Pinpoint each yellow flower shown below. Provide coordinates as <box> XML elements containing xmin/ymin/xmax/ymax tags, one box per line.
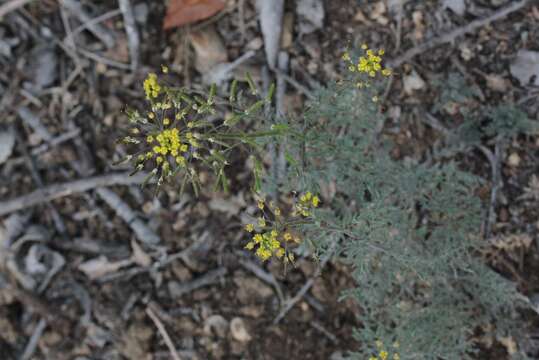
<box><xmin>161</xmin><ymin>65</ymin><xmax>169</xmax><ymax>73</ymax></box>
<box><xmin>163</xmin><ymin>117</ymin><xmax>170</xmax><ymax>126</ymax></box>
<box><xmin>156</xmin><ymin>156</ymin><xmax>163</xmax><ymax>164</ymax></box>
<box><xmin>258</xmin><ymin>217</ymin><xmax>266</xmax><ymax>227</ymax></box>
<box><xmin>378</xmin><ymin>49</ymin><xmax>385</xmax><ymax>55</ymax></box>
<box><xmin>393</xmin><ymin>354</ymin><xmax>400</xmax><ymax>360</ymax></box>
<box><xmin>274</xmin><ymin>207</ymin><xmax>281</xmax><ymax>216</ymax></box>
<box><xmin>257</xmin><ymin>201</ymin><xmax>265</xmax><ymax>210</ymax></box>
<box><xmin>176</xmin><ymin>156</ymin><xmax>186</xmax><ymax>166</ymax></box>
<box><xmin>376</xmin><ymin>340</ymin><xmax>383</xmax><ymax>349</ymax></box>
<box><xmin>253</xmin><ymin>234</ymin><xmax>263</xmax><ymax>243</ymax></box>
<box><xmin>312</xmin><ymin>196</ymin><xmax>319</xmax><ymax>207</ymax></box>
<box><xmin>369</xmin><ymin>357</ymin><xmax>378</xmax><ymax>360</ymax></box>
<box><xmin>245</xmin><ymin>242</ymin><xmax>254</xmax><ymax>250</ymax></box>
<box><xmin>147</xmin><ymin>135</ymin><xmax>154</xmax><ymax>143</ymax></box>
<box><xmin>276</xmin><ymin>248</ymin><xmax>285</xmax><ymax>258</ymax></box>
<box><xmin>245</xmin><ymin>224</ymin><xmax>255</xmax><ymax>232</ymax></box>
<box><xmin>284</xmin><ymin>233</ymin><xmax>293</xmax><ymax>241</ymax></box>
<box><xmin>379</xmin><ymin>351</ymin><xmax>388</xmax><ymax>360</ymax></box>
<box><xmin>382</xmin><ymin>69</ymin><xmax>392</xmax><ymax>76</ymax></box>
<box><xmin>342</xmin><ymin>52</ymin><xmax>351</xmax><ymax>61</ymax></box>
<box><xmin>143</xmin><ymin>73</ymin><xmax>161</xmax><ymax>99</ymax></box>
<box><xmin>361</xmin><ymin>43</ymin><xmax>368</xmax><ymax>50</ymax></box>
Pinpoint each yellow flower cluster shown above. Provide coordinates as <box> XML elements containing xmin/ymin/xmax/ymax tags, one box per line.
<box><xmin>343</xmin><ymin>44</ymin><xmax>391</xmax><ymax>78</ymax></box>
<box><xmin>369</xmin><ymin>340</ymin><xmax>400</xmax><ymax>360</ymax></box>
<box><xmin>147</xmin><ymin>128</ymin><xmax>189</xmax><ymax>169</ymax></box>
<box><xmin>244</xmin><ymin>193</ymin><xmax>318</xmax><ymax>262</ymax></box>
<box><xmin>293</xmin><ymin>191</ymin><xmax>319</xmax><ymax>217</ymax></box>
<box><xmin>342</xmin><ymin>44</ymin><xmax>392</xmax><ymax>97</ymax></box>
<box><xmin>122</xmin><ymin>71</ymin><xmax>229</xmax><ymax>189</ymax></box>
<box><xmin>143</xmin><ymin>73</ymin><xmax>161</xmax><ymax>99</ymax></box>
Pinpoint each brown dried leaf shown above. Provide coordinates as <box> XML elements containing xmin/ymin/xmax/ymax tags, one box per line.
<box><xmin>130</xmin><ymin>239</ymin><xmax>152</xmax><ymax>267</ymax></box>
<box><xmin>189</xmin><ymin>26</ymin><xmax>228</xmax><ymax>74</ymax></box>
<box><xmin>163</xmin><ymin>0</ymin><xmax>225</xmax><ymax>29</ymax></box>
<box><xmin>485</xmin><ymin>74</ymin><xmax>509</xmax><ymax>92</ymax></box>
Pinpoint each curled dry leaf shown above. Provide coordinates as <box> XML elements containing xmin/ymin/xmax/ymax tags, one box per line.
<box><xmin>78</xmin><ymin>256</ymin><xmax>133</xmax><ymax>280</ymax></box>
<box><xmin>0</xmin><ymin>128</ymin><xmax>15</xmax><ymax>165</ymax></box>
<box><xmin>163</xmin><ymin>0</ymin><xmax>226</xmax><ymax>29</ymax></box>
<box><xmin>230</xmin><ymin>317</ymin><xmax>252</xmax><ymax>342</ymax></box>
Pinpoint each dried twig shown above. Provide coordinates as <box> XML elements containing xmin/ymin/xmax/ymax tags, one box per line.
<box><xmin>20</xmin><ymin>318</ymin><xmax>47</xmax><ymax>360</ymax></box>
<box><xmin>0</xmin><ymin>172</ymin><xmax>151</xmax><ymax>216</ymax></box>
<box><xmin>238</xmin><ymin>256</ymin><xmax>284</xmax><ymax>304</ymax></box>
<box><xmin>0</xmin><ymin>0</ymin><xmax>34</xmax><ymax>19</ymax></box>
<box><xmin>118</xmin><ymin>0</ymin><xmax>139</xmax><ymax>71</ymax></box>
<box><xmin>273</xmin><ymin>242</ymin><xmax>336</xmax><ymax>324</ymax></box>
<box><xmin>168</xmin><ymin>267</ymin><xmax>227</xmax><ymax>298</ymax></box>
<box><xmin>60</xmin><ymin>0</ymin><xmax>116</xmax><ymax>48</ymax></box>
<box><xmin>98</xmin><ymin>240</ymin><xmax>203</xmax><ymax>283</ymax></box>
<box><xmin>477</xmin><ymin>140</ymin><xmax>504</xmax><ymax>239</ymax></box>
<box><xmin>146</xmin><ymin>307</ymin><xmax>183</xmax><ymax>360</ymax></box>
<box><xmin>17</xmin><ymin>107</ymin><xmax>53</xmax><ymax>143</ymax></box>
<box><xmin>388</xmin><ymin>0</ymin><xmax>530</xmax><ymax>68</ymax></box>
<box><xmin>275</xmin><ymin>51</ymin><xmax>288</xmax><ymax>188</ymax></box>
<box><xmin>96</xmin><ymin>188</ymin><xmax>160</xmax><ymax>245</ymax></box>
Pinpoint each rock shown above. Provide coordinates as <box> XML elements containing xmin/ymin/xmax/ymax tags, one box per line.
<box><xmin>510</xmin><ymin>50</ymin><xmax>539</xmax><ymax>86</ymax></box>
<box><xmin>296</xmin><ymin>0</ymin><xmax>324</xmax><ymax>34</ymax></box>
<box><xmin>443</xmin><ymin>0</ymin><xmax>466</xmax><ymax>16</ymax></box>
<box><xmin>507</xmin><ymin>152</ymin><xmax>521</xmax><ymax>167</ymax></box>
<box><xmin>403</xmin><ymin>70</ymin><xmax>426</xmax><ymax>95</ymax></box>
<box><xmin>234</xmin><ymin>273</ymin><xmax>274</xmax><ymax>303</ymax></box>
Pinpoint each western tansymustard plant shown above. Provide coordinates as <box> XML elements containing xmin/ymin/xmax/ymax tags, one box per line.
<box><xmin>243</xmin><ymin>192</ymin><xmax>319</xmax><ymax>262</ymax></box>
<box><xmin>118</xmin><ymin>70</ymin><xmax>286</xmax><ymax>195</ymax></box>
<box><xmin>342</xmin><ymin>43</ymin><xmax>392</xmax><ymax>99</ymax></box>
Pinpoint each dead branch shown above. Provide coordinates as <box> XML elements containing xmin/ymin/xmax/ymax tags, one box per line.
<box><xmin>118</xmin><ymin>0</ymin><xmax>140</xmax><ymax>71</ymax></box>
<box><xmin>0</xmin><ymin>172</ymin><xmax>151</xmax><ymax>217</ymax></box>
<box><xmin>146</xmin><ymin>307</ymin><xmax>183</xmax><ymax>360</ymax></box>
<box><xmin>0</xmin><ymin>0</ymin><xmax>34</xmax><ymax>19</ymax></box>
<box><xmin>168</xmin><ymin>267</ymin><xmax>227</xmax><ymax>298</ymax></box>
<box><xmin>388</xmin><ymin>0</ymin><xmax>530</xmax><ymax>68</ymax></box>
<box><xmin>59</xmin><ymin>0</ymin><xmax>116</xmax><ymax>48</ymax></box>
<box><xmin>96</xmin><ymin>188</ymin><xmax>160</xmax><ymax>245</ymax></box>
<box><xmin>273</xmin><ymin>242</ymin><xmax>336</xmax><ymax>324</ymax></box>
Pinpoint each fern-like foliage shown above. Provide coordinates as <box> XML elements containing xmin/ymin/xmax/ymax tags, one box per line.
<box><xmin>278</xmin><ymin>79</ymin><xmax>522</xmax><ymax>359</ymax></box>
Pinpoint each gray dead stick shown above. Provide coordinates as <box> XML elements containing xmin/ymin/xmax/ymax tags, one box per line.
<box><xmin>17</xmin><ymin>107</ymin><xmax>53</xmax><ymax>143</ymax></box>
<box><xmin>275</xmin><ymin>51</ymin><xmax>288</xmax><ymax>186</ymax></box>
<box><xmin>59</xmin><ymin>0</ymin><xmax>116</xmax><ymax>49</ymax></box>
<box><xmin>20</xmin><ymin>318</ymin><xmax>47</xmax><ymax>360</ymax></box>
<box><xmin>0</xmin><ymin>0</ymin><xmax>34</xmax><ymax>19</ymax></box>
<box><xmin>168</xmin><ymin>267</ymin><xmax>227</xmax><ymax>298</ymax></box>
<box><xmin>255</xmin><ymin>0</ymin><xmax>284</xmax><ymax>69</ymax></box>
<box><xmin>118</xmin><ymin>0</ymin><xmax>139</xmax><ymax>71</ymax></box>
<box><xmin>0</xmin><ymin>172</ymin><xmax>150</xmax><ymax>216</ymax></box>
<box><xmin>388</xmin><ymin>0</ymin><xmax>530</xmax><ymax>68</ymax></box>
<box><xmin>95</xmin><ymin>188</ymin><xmax>160</xmax><ymax>245</ymax></box>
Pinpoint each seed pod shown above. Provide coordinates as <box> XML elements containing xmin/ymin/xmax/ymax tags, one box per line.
<box><xmin>230</xmin><ymin>79</ymin><xmax>238</xmax><ymax>103</ymax></box>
